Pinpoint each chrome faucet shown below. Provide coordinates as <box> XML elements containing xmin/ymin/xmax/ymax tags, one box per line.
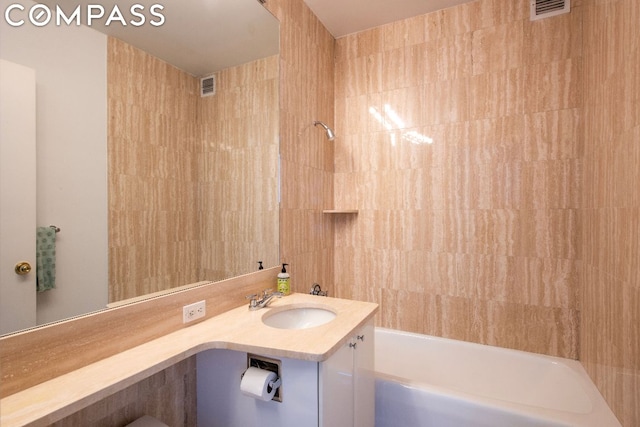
<box><xmin>310</xmin><ymin>283</ymin><xmax>328</xmax><ymax>297</ymax></box>
<box><xmin>246</xmin><ymin>289</ymin><xmax>283</xmax><ymax>311</ymax></box>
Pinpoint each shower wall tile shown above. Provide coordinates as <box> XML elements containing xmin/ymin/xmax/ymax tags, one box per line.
<box><xmin>522</xmin><ymin>108</ymin><xmax>583</xmax><ymax>161</ymax></box>
<box><xmin>438</xmin><ymin>3</ymin><xmax>474</xmax><ymax>37</ymax></box>
<box><xmin>468</xmin><ymin>68</ymin><xmax>525</xmax><ymax>119</ymax></box>
<box><xmin>335</xmin><ymin>51</ymin><xmax>382</xmax><ymax>99</ymax></box>
<box><xmin>333</xmin><ymin>0</ymin><xmax>583</xmax><ymax>360</ymax></box>
<box><xmin>385</xmin><ymin>45</ymin><xmax>426</xmax><ymax>90</ymax></box>
<box><xmin>471</xmin><ymin>21</ymin><xmax>524</xmax><ymax>75</ymax></box>
<box><xmin>423</xmin><ymin>33</ymin><xmax>473</xmax><ymax>82</ymax></box>
<box><xmin>524</xmin><ymin>58</ymin><xmax>582</xmax><ymax>113</ymax></box>
<box><xmin>582</xmin><ymin>0</ymin><xmax>640</xmax><ymax>423</ymax></box>
<box><xmin>264</xmin><ymin>0</ymin><xmax>336</xmax><ymax>294</ymax></box>
<box><xmin>382</xmin><ymin>14</ymin><xmax>427</xmax><ymax>50</ymax></box>
<box><xmin>524</xmin><ymin>7</ymin><xmax>583</xmax><ymax>65</ymax></box>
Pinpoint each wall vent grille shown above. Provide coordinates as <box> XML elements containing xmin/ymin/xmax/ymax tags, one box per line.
<box><xmin>530</xmin><ymin>0</ymin><xmax>570</xmax><ymax>21</ymax></box>
<box><xmin>200</xmin><ymin>75</ymin><xmax>216</xmax><ymax>97</ymax></box>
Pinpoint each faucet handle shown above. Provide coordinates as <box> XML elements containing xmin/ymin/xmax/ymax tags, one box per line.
<box><xmin>310</xmin><ymin>283</ymin><xmax>327</xmax><ymax>296</ymax></box>
<box><xmin>245</xmin><ymin>294</ymin><xmax>259</xmax><ymax>309</ymax></box>
<box><xmin>263</xmin><ymin>289</ymin><xmax>279</xmax><ymax>297</ymax></box>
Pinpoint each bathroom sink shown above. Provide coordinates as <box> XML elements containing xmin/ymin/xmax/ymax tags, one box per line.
<box><xmin>262</xmin><ymin>305</ymin><xmax>336</xmax><ymax>330</ymax></box>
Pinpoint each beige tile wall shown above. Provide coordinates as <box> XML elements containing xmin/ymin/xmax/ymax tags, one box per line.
<box><xmin>108</xmin><ymin>38</ymin><xmax>279</xmax><ymax>302</ymax></box>
<box><xmin>333</xmin><ymin>0</ymin><xmax>583</xmax><ymax>359</ymax></box>
<box><xmin>581</xmin><ymin>0</ymin><xmax>639</xmax><ymax>425</ymax></box>
<box><xmin>264</xmin><ymin>0</ymin><xmax>336</xmax><ymax>293</ymax></box>
<box><xmin>108</xmin><ymin>37</ymin><xmax>202</xmax><ymax>302</ymax></box>
<box><xmin>198</xmin><ymin>55</ymin><xmax>280</xmax><ymax>281</ymax></box>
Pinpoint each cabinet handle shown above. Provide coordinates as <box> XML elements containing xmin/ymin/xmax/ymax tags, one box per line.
<box><xmin>357</xmin><ymin>335</ymin><xmax>364</xmax><ymax>341</ymax></box>
<box><xmin>349</xmin><ymin>342</ymin><xmax>357</xmax><ymax>349</ymax></box>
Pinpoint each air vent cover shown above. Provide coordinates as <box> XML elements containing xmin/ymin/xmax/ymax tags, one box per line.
<box><xmin>530</xmin><ymin>0</ymin><xmax>570</xmax><ymax>21</ymax></box>
<box><xmin>200</xmin><ymin>75</ymin><xmax>216</xmax><ymax>97</ymax></box>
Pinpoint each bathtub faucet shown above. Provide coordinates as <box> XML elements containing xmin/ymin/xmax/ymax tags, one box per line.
<box><xmin>246</xmin><ymin>289</ymin><xmax>283</xmax><ymax>310</ymax></box>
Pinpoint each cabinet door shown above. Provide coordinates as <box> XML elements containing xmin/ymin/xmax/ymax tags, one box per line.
<box><xmin>354</xmin><ymin>320</ymin><xmax>375</xmax><ymax>427</ymax></box>
<box><xmin>319</xmin><ymin>319</ymin><xmax>375</xmax><ymax>427</ymax></box>
<box><xmin>319</xmin><ymin>337</ymin><xmax>354</xmax><ymax>427</ymax></box>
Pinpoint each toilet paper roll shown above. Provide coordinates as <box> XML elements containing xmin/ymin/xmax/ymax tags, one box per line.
<box><xmin>240</xmin><ymin>367</ymin><xmax>279</xmax><ymax>401</ymax></box>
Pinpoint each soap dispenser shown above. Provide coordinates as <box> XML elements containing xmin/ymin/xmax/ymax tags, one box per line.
<box><xmin>277</xmin><ymin>263</ymin><xmax>290</xmax><ymax>295</ymax></box>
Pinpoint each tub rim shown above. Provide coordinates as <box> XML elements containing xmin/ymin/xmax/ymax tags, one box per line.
<box><xmin>373</xmin><ymin>327</ymin><xmax>621</xmax><ymax>427</ymax></box>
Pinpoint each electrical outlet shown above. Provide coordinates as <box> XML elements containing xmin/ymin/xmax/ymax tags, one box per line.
<box><xmin>183</xmin><ymin>300</ymin><xmax>206</xmax><ymax>323</ymax></box>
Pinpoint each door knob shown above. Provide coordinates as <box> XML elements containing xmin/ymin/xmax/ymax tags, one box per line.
<box><xmin>14</xmin><ymin>261</ymin><xmax>32</xmax><ymax>275</ymax></box>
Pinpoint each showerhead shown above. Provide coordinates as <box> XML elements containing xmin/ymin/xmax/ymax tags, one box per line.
<box><xmin>313</xmin><ymin>121</ymin><xmax>336</xmax><ymax>141</ymax></box>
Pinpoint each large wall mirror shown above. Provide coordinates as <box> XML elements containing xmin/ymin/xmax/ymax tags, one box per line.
<box><xmin>0</xmin><ymin>0</ymin><xmax>279</xmax><ymax>336</ymax></box>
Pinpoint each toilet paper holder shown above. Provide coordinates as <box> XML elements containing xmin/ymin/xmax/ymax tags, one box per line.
<box><xmin>267</xmin><ymin>376</ymin><xmax>282</xmax><ymax>393</ymax></box>
<box><xmin>244</xmin><ymin>354</ymin><xmax>283</xmax><ymax>402</ymax></box>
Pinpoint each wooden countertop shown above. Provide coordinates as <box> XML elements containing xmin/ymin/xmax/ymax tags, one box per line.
<box><xmin>0</xmin><ymin>294</ymin><xmax>378</xmax><ymax>427</ymax></box>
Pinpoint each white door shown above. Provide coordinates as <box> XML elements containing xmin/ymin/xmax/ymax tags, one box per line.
<box><xmin>0</xmin><ymin>59</ymin><xmax>37</xmax><ymax>335</ymax></box>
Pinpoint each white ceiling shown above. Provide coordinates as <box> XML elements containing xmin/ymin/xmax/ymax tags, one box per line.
<box><xmin>41</xmin><ymin>0</ymin><xmax>279</xmax><ymax>76</ymax></box>
<box><xmin>303</xmin><ymin>0</ymin><xmax>475</xmax><ymax>38</ymax></box>
<box><xmin>36</xmin><ymin>0</ymin><xmax>475</xmax><ymax>76</ymax></box>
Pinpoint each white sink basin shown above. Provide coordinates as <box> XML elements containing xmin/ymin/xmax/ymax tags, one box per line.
<box><xmin>262</xmin><ymin>306</ymin><xmax>336</xmax><ymax>330</ymax></box>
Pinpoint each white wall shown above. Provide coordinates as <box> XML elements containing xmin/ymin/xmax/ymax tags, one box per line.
<box><xmin>0</xmin><ymin>9</ymin><xmax>108</xmax><ymax>324</ymax></box>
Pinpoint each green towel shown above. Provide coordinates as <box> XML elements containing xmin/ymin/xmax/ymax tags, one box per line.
<box><xmin>36</xmin><ymin>226</ymin><xmax>56</xmax><ymax>292</ymax></box>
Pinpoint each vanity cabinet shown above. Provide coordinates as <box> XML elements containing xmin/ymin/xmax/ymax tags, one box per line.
<box><xmin>319</xmin><ymin>319</ymin><xmax>375</xmax><ymax>427</ymax></box>
<box><xmin>196</xmin><ymin>319</ymin><xmax>374</xmax><ymax>427</ymax></box>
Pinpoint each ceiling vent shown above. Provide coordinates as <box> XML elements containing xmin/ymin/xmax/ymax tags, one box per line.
<box><xmin>200</xmin><ymin>75</ymin><xmax>216</xmax><ymax>97</ymax></box>
<box><xmin>530</xmin><ymin>0</ymin><xmax>570</xmax><ymax>21</ymax></box>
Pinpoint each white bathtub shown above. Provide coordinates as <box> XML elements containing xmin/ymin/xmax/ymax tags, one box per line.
<box><xmin>374</xmin><ymin>328</ymin><xmax>621</xmax><ymax>427</ymax></box>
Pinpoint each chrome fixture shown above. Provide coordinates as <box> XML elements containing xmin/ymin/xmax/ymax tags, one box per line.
<box><xmin>310</xmin><ymin>283</ymin><xmax>328</xmax><ymax>297</ymax></box>
<box><xmin>313</xmin><ymin>121</ymin><xmax>336</xmax><ymax>141</ymax></box>
<box><xmin>246</xmin><ymin>289</ymin><xmax>283</xmax><ymax>310</ymax></box>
